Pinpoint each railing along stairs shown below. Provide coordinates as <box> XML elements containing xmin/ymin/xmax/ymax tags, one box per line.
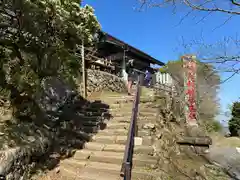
<box><xmin>120</xmin><ymin>75</ymin><xmax>141</xmax><ymax>180</ymax></box>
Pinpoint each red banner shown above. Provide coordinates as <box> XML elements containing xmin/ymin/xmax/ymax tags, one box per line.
<box><xmin>182</xmin><ymin>55</ymin><xmax>197</xmax><ymax>126</ymax></box>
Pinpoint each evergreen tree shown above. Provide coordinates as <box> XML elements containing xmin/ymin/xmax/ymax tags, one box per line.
<box><xmin>228</xmin><ymin>101</ymin><xmax>240</xmax><ymax>136</ymax></box>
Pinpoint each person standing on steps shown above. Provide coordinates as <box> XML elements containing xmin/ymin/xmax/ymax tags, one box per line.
<box><xmin>144</xmin><ymin>69</ymin><xmax>152</xmax><ymax>87</ymax></box>
<box><xmin>125</xmin><ymin>59</ymin><xmax>135</xmax><ymax>96</ymax></box>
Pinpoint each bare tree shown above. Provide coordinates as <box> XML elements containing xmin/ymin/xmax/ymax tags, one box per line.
<box><xmin>138</xmin><ymin>0</ymin><xmax>240</xmax><ymax>79</ymax></box>
<box><xmin>177</xmin><ymin>35</ymin><xmax>240</xmax><ymax>81</ymax></box>
<box><xmin>139</xmin><ymin>0</ymin><xmax>240</xmax><ymax>15</ymax></box>
<box><xmin>161</xmin><ymin>60</ymin><xmax>221</xmax><ymax>131</ymax></box>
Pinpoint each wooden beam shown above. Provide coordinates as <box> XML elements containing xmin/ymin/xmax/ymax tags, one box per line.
<box><xmin>105</xmin><ymin>52</ymin><xmax>124</xmax><ymax>61</ymax></box>
<box><xmin>81</xmin><ymin>44</ymin><xmax>87</xmax><ymax>98</ymax></box>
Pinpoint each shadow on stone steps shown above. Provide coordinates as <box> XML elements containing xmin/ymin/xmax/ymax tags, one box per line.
<box><xmin>0</xmin><ymin>78</ymin><xmax>112</xmax><ymax>180</ymax></box>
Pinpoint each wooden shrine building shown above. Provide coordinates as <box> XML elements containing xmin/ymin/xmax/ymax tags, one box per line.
<box><xmin>87</xmin><ymin>32</ymin><xmax>165</xmax><ymax>84</ymax></box>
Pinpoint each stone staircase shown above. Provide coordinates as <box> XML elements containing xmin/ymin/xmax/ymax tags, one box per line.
<box><xmin>40</xmin><ymin>94</ymin><xmax>161</xmax><ymax>180</ymax></box>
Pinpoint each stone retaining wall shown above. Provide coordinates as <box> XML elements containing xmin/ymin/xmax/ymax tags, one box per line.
<box><xmin>0</xmin><ymin>138</ymin><xmax>50</xmax><ymax>180</ymax></box>
<box><xmin>84</xmin><ymin>69</ymin><xmax>127</xmax><ymax>95</ymax></box>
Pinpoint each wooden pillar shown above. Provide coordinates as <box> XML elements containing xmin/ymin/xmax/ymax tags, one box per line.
<box><xmin>152</xmin><ymin>73</ymin><xmax>156</xmax><ymax>86</ymax></box>
<box><xmin>122</xmin><ymin>50</ymin><xmax>128</xmax><ymax>83</ymax></box>
<box><xmin>139</xmin><ymin>73</ymin><xmax>144</xmax><ymax>86</ymax></box>
<box><xmin>81</xmin><ymin>44</ymin><xmax>87</xmax><ymax>98</ymax></box>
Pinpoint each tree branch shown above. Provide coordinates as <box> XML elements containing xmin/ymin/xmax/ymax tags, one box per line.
<box><xmin>183</xmin><ymin>0</ymin><xmax>240</xmax><ymax>15</ymax></box>
<box><xmin>231</xmin><ymin>0</ymin><xmax>240</xmax><ymax>6</ymax></box>
<box><xmin>139</xmin><ymin>0</ymin><xmax>240</xmax><ymax>15</ymax></box>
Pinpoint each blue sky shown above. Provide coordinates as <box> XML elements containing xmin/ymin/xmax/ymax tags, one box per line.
<box><xmin>83</xmin><ymin>0</ymin><xmax>240</xmax><ymax>124</ymax></box>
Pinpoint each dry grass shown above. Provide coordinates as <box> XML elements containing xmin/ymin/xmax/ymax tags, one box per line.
<box><xmin>210</xmin><ymin>133</ymin><xmax>240</xmax><ymax>147</ymax></box>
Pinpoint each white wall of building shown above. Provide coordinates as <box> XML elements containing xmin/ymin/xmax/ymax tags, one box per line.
<box><xmin>155</xmin><ymin>72</ymin><xmax>173</xmax><ymax>85</ymax></box>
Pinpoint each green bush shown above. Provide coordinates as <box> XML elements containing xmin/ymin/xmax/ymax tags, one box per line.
<box><xmin>210</xmin><ymin>120</ymin><xmax>223</xmax><ymax>132</ymax></box>
<box><xmin>201</xmin><ymin>119</ymin><xmax>222</xmax><ymax>132</ymax></box>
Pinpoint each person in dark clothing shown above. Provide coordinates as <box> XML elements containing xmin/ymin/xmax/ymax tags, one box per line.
<box><xmin>125</xmin><ymin>60</ymin><xmax>134</xmax><ymax>95</ymax></box>
<box><xmin>144</xmin><ymin>69</ymin><xmax>152</xmax><ymax>87</ymax></box>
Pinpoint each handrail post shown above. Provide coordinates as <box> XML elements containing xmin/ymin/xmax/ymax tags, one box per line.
<box><xmin>135</xmin><ymin>75</ymin><xmax>140</xmax><ymax>137</ymax></box>
<box><xmin>124</xmin><ymin>162</ymin><xmax>131</xmax><ymax>180</ymax></box>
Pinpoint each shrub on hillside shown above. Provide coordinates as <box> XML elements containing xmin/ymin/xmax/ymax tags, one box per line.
<box><xmin>0</xmin><ymin>0</ymin><xmax>100</xmax><ymax>120</ymax></box>
<box><xmin>203</xmin><ymin>119</ymin><xmax>223</xmax><ymax>132</ymax></box>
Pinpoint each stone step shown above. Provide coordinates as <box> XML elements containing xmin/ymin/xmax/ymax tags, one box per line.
<box><xmin>84</xmin><ymin>142</ymin><xmax>154</xmax><ymax>155</ymax></box>
<box><xmin>98</xmin><ymin>128</ymin><xmax>128</xmax><ymax>136</ymax></box>
<box><xmin>111</xmin><ymin>97</ymin><xmax>134</xmax><ymax>102</ymax></box>
<box><xmin>109</xmin><ymin>109</ymin><xmax>158</xmax><ymax>115</ymax></box>
<box><xmin>78</xmin><ymin>120</ymin><xmax>102</xmax><ymax>127</ymax></box>
<box><xmin>141</xmin><ymin>104</ymin><xmax>160</xmax><ymax>109</ymax></box>
<box><xmin>98</xmin><ymin>128</ymin><xmax>151</xmax><ymax>136</ymax></box>
<box><xmin>75</xmin><ymin>112</ymin><xmax>112</xmax><ymax>121</ymax></box>
<box><xmin>57</xmin><ymin>161</ymin><xmax>91</xmax><ymax>180</ymax></box>
<box><xmin>62</xmin><ymin>130</ymin><xmax>93</xmax><ymax>142</ymax></box>
<box><xmin>82</xmin><ymin>105</ymin><xmax>148</xmax><ymax>114</ymax></box>
<box><xmin>91</xmin><ymin>135</ymin><xmax>127</xmax><ymax>144</ymax></box>
<box><xmin>77</xmin><ymin>115</ymin><xmax>112</xmax><ymax>123</ymax></box>
<box><xmin>113</xmin><ymin>112</ymin><xmax>157</xmax><ymax>117</ymax></box>
<box><xmin>140</xmin><ymin>98</ymin><xmax>155</xmax><ymax>103</ymax></box>
<box><xmin>139</xmin><ymin>112</ymin><xmax>158</xmax><ymax>118</ymax></box>
<box><xmin>83</xmin><ymin>107</ymin><xmax>109</xmax><ymax>113</ymax></box>
<box><xmin>59</xmin><ymin>162</ymin><xmax>122</xmax><ymax>180</ymax></box>
<box><xmin>61</xmin><ymin>159</ymin><xmax>160</xmax><ymax>180</ymax></box>
<box><xmin>71</xmin><ymin>121</ymin><xmax>153</xmax><ymax>135</ymax></box>
<box><xmin>110</xmin><ymin>116</ymin><xmax>156</xmax><ymax>124</ymax></box>
<box><xmin>83</xmin><ymin>111</ymin><xmax>105</xmax><ymax>116</ymax></box>
<box><xmin>110</xmin><ymin>103</ymin><xmax>132</xmax><ymax>108</ymax></box>
<box><xmin>81</xmin><ymin>126</ymin><xmax>99</xmax><ymax>133</ymax></box>
<box><xmin>71</xmin><ymin>169</ymin><xmax>122</xmax><ymax>180</ymax></box>
<box><xmin>106</xmin><ymin>121</ymin><xmax>155</xmax><ymax>130</ymax></box>
<box><xmin>78</xmin><ymin>122</ymin><xmax>153</xmax><ymax>136</ymax></box>
<box><xmin>76</xmin><ymin>114</ymin><xmax>155</xmax><ymax>125</ymax></box>
<box><xmin>81</xmin><ymin>120</ymin><xmax>112</xmax><ymax>130</ymax></box>
<box><xmin>73</xmin><ymin>149</ymin><xmax>157</xmax><ymax>167</ymax></box>
<box><xmin>106</xmin><ymin>122</ymin><xmax>129</xmax><ymax>129</ymax></box>
<box><xmin>91</xmin><ymin>134</ymin><xmax>153</xmax><ymax>146</ymax></box>
<box><xmin>77</xmin><ymin>113</ymin><xmax>105</xmax><ymax>118</ymax></box>
<box><xmin>86</xmin><ymin>101</ymin><xmax>110</xmax><ymax>109</ymax></box>
<box><xmin>108</xmin><ymin>103</ymin><xmax>157</xmax><ymax>109</ymax></box>
<box><xmin>114</xmin><ymin>100</ymin><xmax>134</xmax><ymax>105</ymax></box>
<box><xmin>111</xmin><ymin>112</ymin><xmax>132</xmax><ymax>117</ymax></box>
<box><xmin>104</xmin><ymin>96</ymin><xmax>134</xmax><ymax>102</ymax></box>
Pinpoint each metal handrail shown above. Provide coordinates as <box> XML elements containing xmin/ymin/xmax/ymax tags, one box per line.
<box><xmin>120</xmin><ymin>75</ymin><xmax>141</xmax><ymax>180</ymax></box>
